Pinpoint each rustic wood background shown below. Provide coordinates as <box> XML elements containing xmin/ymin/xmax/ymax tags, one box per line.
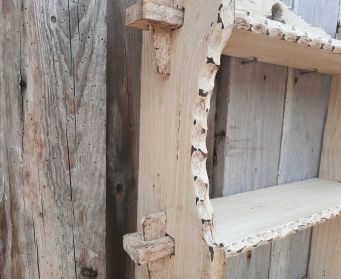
<box><xmin>1</xmin><ymin>0</ymin><xmax>341</xmax><ymax>278</ymax></box>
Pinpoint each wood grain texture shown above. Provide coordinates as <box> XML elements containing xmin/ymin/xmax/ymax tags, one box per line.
<box><xmin>308</xmin><ymin>75</ymin><xmax>341</xmax><ymax>279</ymax></box>
<box><xmin>213</xmin><ymin>57</ymin><xmax>287</xmax><ymax>278</ymax></box>
<box><xmin>107</xmin><ymin>0</ymin><xmax>142</xmax><ymax>278</ymax></box>
<box><xmin>0</xmin><ymin>1</ymin><xmax>27</xmax><ymax>278</ymax></box>
<box><xmin>277</xmin><ymin>70</ymin><xmax>330</xmax><ymax>185</ymax></box>
<box><xmin>269</xmin><ymin>69</ymin><xmax>330</xmax><ymax>279</ymax></box>
<box><xmin>212</xmin><ymin>178</ymin><xmax>341</xmax><ymax>256</ymax></box>
<box><xmin>214</xmin><ymin>57</ymin><xmax>287</xmax><ymax>196</ymax></box>
<box><xmin>269</xmin><ymin>3</ymin><xmax>337</xmax><ymax>278</ymax></box>
<box><xmin>297</xmin><ymin>0</ymin><xmax>341</xmax><ymax>37</ymax></box>
<box><xmin>0</xmin><ymin>0</ymin><xmax>106</xmax><ymax>278</ymax></box>
<box><xmin>136</xmin><ymin>0</ymin><xmax>235</xmax><ymax>278</ymax></box>
<box><xmin>309</xmin><ymin>217</ymin><xmax>341</xmax><ymax>279</ymax></box>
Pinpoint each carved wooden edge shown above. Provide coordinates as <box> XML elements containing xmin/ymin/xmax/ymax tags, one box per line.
<box><xmin>123</xmin><ymin>233</ymin><xmax>175</xmax><ymax>265</ymax></box>
<box><xmin>123</xmin><ymin>212</ymin><xmax>175</xmax><ymax>266</ymax></box>
<box><xmin>222</xmin><ymin>205</ymin><xmax>341</xmax><ymax>257</ymax></box>
<box><xmin>190</xmin><ymin>0</ymin><xmax>235</xmax><ymax>265</ymax></box>
<box><xmin>234</xmin><ymin>13</ymin><xmax>341</xmax><ymax>54</ymax></box>
<box><xmin>126</xmin><ymin>1</ymin><xmax>184</xmax><ymax>30</ymax></box>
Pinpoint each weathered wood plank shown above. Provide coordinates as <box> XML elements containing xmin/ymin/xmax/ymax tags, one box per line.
<box><xmin>226</xmin><ymin>246</ymin><xmax>271</xmax><ymax>279</ymax></box>
<box><xmin>297</xmin><ymin>0</ymin><xmax>341</xmax><ymax>37</ymax></box>
<box><xmin>214</xmin><ymin>57</ymin><xmax>287</xmax><ymax>196</ymax></box>
<box><xmin>277</xmin><ymin>71</ymin><xmax>330</xmax><ymax>185</ymax></box>
<box><xmin>213</xmin><ymin>57</ymin><xmax>287</xmax><ymax>278</ymax></box>
<box><xmin>268</xmin><ymin>2</ymin><xmax>338</xmax><ymax>277</ymax></box>
<box><xmin>0</xmin><ymin>1</ymin><xmax>30</xmax><ymax>278</ymax></box>
<box><xmin>269</xmin><ymin>69</ymin><xmax>330</xmax><ymax>279</ymax></box>
<box><xmin>0</xmin><ymin>0</ymin><xmax>106</xmax><ymax>278</ymax></box>
<box><xmin>308</xmin><ymin>75</ymin><xmax>341</xmax><ymax>279</ymax></box>
<box><xmin>107</xmin><ymin>0</ymin><xmax>142</xmax><ymax>278</ymax></box>
<box><xmin>309</xmin><ymin>217</ymin><xmax>341</xmax><ymax>279</ymax></box>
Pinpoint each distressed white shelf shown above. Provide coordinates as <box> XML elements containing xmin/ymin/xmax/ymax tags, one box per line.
<box><xmin>212</xmin><ymin>178</ymin><xmax>341</xmax><ymax>256</ymax></box>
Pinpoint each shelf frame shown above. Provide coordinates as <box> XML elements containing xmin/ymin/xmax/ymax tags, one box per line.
<box><xmin>123</xmin><ymin>0</ymin><xmax>341</xmax><ymax>278</ymax></box>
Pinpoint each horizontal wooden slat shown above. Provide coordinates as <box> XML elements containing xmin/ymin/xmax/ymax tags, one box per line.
<box><xmin>223</xmin><ymin>15</ymin><xmax>341</xmax><ymax>74</ymax></box>
<box><xmin>211</xmin><ymin>178</ymin><xmax>341</xmax><ymax>256</ymax></box>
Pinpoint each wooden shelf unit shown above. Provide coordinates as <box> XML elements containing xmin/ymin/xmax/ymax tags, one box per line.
<box><xmin>212</xmin><ymin>178</ymin><xmax>341</xmax><ymax>256</ymax></box>
<box><xmin>123</xmin><ymin>0</ymin><xmax>341</xmax><ymax>278</ymax></box>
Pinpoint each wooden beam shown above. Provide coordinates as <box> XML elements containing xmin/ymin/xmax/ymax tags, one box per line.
<box><xmin>126</xmin><ymin>1</ymin><xmax>184</xmax><ymax>30</ymax></box>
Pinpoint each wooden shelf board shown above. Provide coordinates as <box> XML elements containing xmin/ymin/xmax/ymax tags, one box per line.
<box><xmin>223</xmin><ymin>15</ymin><xmax>341</xmax><ymax>74</ymax></box>
<box><xmin>211</xmin><ymin>178</ymin><xmax>341</xmax><ymax>256</ymax></box>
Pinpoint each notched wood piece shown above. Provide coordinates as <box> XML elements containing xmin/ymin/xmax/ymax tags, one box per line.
<box><xmin>123</xmin><ymin>232</ymin><xmax>175</xmax><ymax>265</ymax></box>
<box><xmin>126</xmin><ymin>1</ymin><xmax>184</xmax><ymax>30</ymax></box>
<box><xmin>152</xmin><ymin>27</ymin><xmax>172</xmax><ymax>75</ymax></box>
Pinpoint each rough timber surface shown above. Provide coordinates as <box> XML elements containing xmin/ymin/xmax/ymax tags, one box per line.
<box><xmin>308</xmin><ymin>76</ymin><xmax>341</xmax><ymax>279</ymax></box>
<box><xmin>0</xmin><ymin>1</ymin><xmax>106</xmax><ymax>278</ymax></box>
<box><xmin>212</xmin><ymin>178</ymin><xmax>341</xmax><ymax>256</ymax></box>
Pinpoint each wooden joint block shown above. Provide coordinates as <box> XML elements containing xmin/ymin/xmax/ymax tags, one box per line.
<box><xmin>126</xmin><ymin>1</ymin><xmax>184</xmax><ymax>30</ymax></box>
<box><xmin>123</xmin><ymin>212</ymin><xmax>174</xmax><ymax>278</ymax></box>
<box><xmin>126</xmin><ymin>1</ymin><xmax>184</xmax><ymax>75</ymax></box>
<box><xmin>123</xmin><ymin>232</ymin><xmax>175</xmax><ymax>265</ymax></box>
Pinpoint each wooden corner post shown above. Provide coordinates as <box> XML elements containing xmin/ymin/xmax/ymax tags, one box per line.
<box><xmin>123</xmin><ymin>0</ymin><xmax>235</xmax><ymax>278</ymax></box>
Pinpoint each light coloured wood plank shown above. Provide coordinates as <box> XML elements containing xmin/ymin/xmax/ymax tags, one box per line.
<box><xmin>269</xmin><ymin>231</ymin><xmax>311</xmax><ymax>279</ymax></box>
<box><xmin>297</xmin><ymin>0</ymin><xmax>341</xmax><ymax>37</ymax></box>
<box><xmin>269</xmin><ymin>69</ymin><xmax>330</xmax><ymax>279</ymax></box>
<box><xmin>308</xmin><ymin>75</ymin><xmax>341</xmax><ymax>279</ymax></box>
<box><xmin>309</xmin><ymin>218</ymin><xmax>341</xmax><ymax>279</ymax></box>
<box><xmin>319</xmin><ymin>76</ymin><xmax>341</xmax><ymax>182</ymax></box>
<box><xmin>213</xmin><ymin>57</ymin><xmax>287</xmax><ymax>278</ymax></box>
<box><xmin>278</xmin><ymin>69</ymin><xmax>330</xmax><ymax>185</ymax></box>
<box><xmin>215</xmin><ymin>58</ymin><xmax>287</xmax><ymax>196</ymax></box>
<box><xmin>212</xmin><ymin>178</ymin><xmax>341</xmax><ymax>256</ymax></box>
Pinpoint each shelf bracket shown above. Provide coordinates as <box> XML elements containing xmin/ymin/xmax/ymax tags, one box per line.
<box><xmin>126</xmin><ymin>0</ymin><xmax>184</xmax><ymax>75</ymax></box>
<box><xmin>123</xmin><ymin>212</ymin><xmax>175</xmax><ymax>279</ymax></box>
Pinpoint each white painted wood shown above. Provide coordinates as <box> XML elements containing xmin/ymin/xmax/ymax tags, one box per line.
<box><xmin>277</xmin><ymin>69</ymin><xmax>330</xmax><ymax>185</ymax></box>
<box><xmin>212</xmin><ymin>178</ymin><xmax>341</xmax><ymax>256</ymax></box>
